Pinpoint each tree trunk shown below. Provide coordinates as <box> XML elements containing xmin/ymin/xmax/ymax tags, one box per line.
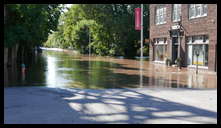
<box><xmin>4</xmin><ymin>63</ymin><xmax>8</xmax><ymax>86</ymax></box>
<box><xmin>8</xmin><ymin>44</ymin><xmax>19</xmax><ymax>66</ymax></box>
<box><xmin>4</xmin><ymin>47</ymin><xmax>8</xmax><ymax>66</ymax></box>
<box><xmin>17</xmin><ymin>43</ymin><xmax>23</xmax><ymax>64</ymax></box>
<box><xmin>21</xmin><ymin>46</ymin><xmax>24</xmax><ymax>63</ymax></box>
<box><xmin>14</xmin><ymin>43</ymin><xmax>19</xmax><ymax>62</ymax></box>
<box><xmin>7</xmin><ymin>48</ymin><xmax>12</xmax><ymax>66</ymax></box>
<box><xmin>11</xmin><ymin>45</ymin><xmax>16</xmax><ymax>65</ymax></box>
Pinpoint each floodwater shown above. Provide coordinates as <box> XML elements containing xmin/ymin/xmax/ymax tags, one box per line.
<box><xmin>4</xmin><ymin>50</ymin><xmax>217</xmax><ymax>89</ymax></box>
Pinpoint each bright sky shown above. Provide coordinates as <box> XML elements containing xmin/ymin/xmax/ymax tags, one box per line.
<box><xmin>63</xmin><ymin>4</ymin><xmax>73</xmax><ymax>12</ymax></box>
<box><xmin>66</xmin><ymin>4</ymin><xmax>73</xmax><ymax>8</ymax></box>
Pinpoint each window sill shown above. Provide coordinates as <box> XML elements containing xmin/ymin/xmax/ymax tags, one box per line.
<box><xmin>187</xmin><ymin>65</ymin><xmax>208</xmax><ymax>69</ymax></box>
<box><xmin>187</xmin><ymin>42</ymin><xmax>209</xmax><ymax>45</ymax></box>
<box><xmin>189</xmin><ymin>15</ymin><xmax>207</xmax><ymax>20</ymax></box>
<box><xmin>154</xmin><ymin>43</ymin><xmax>167</xmax><ymax>45</ymax></box>
<box><xmin>172</xmin><ymin>20</ymin><xmax>181</xmax><ymax>23</ymax></box>
<box><xmin>154</xmin><ymin>60</ymin><xmax>166</xmax><ymax>64</ymax></box>
<box><xmin>156</xmin><ymin>22</ymin><xmax>167</xmax><ymax>25</ymax></box>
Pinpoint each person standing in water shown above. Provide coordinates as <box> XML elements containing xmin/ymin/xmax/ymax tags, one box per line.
<box><xmin>21</xmin><ymin>63</ymin><xmax>26</xmax><ymax>83</ymax></box>
<box><xmin>21</xmin><ymin>63</ymin><xmax>26</xmax><ymax>73</ymax></box>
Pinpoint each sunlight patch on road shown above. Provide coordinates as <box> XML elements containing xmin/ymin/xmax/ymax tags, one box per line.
<box><xmin>84</xmin><ymin>103</ymin><xmax>127</xmax><ymax>114</ymax></box>
<box><xmin>152</xmin><ymin>111</ymin><xmax>193</xmax><ymax>117</ymax></box>
<box><xmin>102</xmin><ymin>99</ymin><xmax>124</xmax><ymax>105</ymax></box>
<box><xmin>81</xmin><ymin>114</ymin><xmax>129</xmax><ymax>122</ymax></box>
<box><xmin>68</xmin><ymin>103</ymin><xmax>82</xmax><ymax>112</ymax></box>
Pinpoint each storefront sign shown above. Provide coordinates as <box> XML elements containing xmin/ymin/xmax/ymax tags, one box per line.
<box><xmin>171</xmin><ymin>25</ymin><xmax>180</xmax><ymax>30</ymax></box>
<box><xmin>135</xmin><ymin>8</ymin><xmax>141</xmax><ymax>30</ymax></box>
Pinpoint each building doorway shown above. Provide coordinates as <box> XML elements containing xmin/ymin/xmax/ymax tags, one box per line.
<box><xmin>172</xmin><ymin>37</ymin><xmax>178</xmax><ymax>64</ymax></box>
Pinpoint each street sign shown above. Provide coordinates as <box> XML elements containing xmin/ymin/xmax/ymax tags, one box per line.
<box><xmin>135</xmin><ymin>8</ymin><xmax>141</xmax><ymax>30</ymax></box>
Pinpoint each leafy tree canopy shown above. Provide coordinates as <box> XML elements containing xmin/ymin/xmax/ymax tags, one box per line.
<box><xmin>4</xmin><ymin>4</ymin><xmax>63</xmax><ymax>48</ymax></box>
<box><xmin>44</xmin><ymin>4</ymin><xmax>149</xmax><ymax>57</ymax></box>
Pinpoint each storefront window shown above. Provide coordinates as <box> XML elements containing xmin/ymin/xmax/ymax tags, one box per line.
<box><xmin>192</xmin><ymin>45</ymin><xmax>208</xmax><ymax>66</ymax></box>
<box><xmin>187</xmin><ymin>35</ymin><xmax>208</xmax><ymax>66</ymax></box>
<box><xmin>154</xmin><ymin>38</ymin><xmax>167</xmax><ymax>61</ymax></box>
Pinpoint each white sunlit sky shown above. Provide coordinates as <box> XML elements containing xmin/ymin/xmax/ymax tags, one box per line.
<box><xmin>63</xmin><ymin>4</ymin><xmax>73</xmax><ymax>12</ymax></box>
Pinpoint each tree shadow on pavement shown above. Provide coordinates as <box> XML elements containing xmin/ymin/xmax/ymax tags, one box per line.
<box><xmin>4</xmin><ymin>86</ymin><xmax>217</xmax><ymax>124</ymax></box>
<box><xmin>57</xmin><ymin>87</ymin><xmax>217</xmax><ymax>124</ymax></box>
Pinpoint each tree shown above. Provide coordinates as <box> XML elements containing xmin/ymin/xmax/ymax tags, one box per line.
<box><xmin>4</xmin><ymin>4</ymin><xmax>63</xmax><ymax>64</ymax></box>
<box><xmin>44</xmin><ymin>4</ymin><xmax>150</xmax><ymax>57</ymax></box>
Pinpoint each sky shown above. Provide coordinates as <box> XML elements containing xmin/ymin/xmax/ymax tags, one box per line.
<box><xmin>63</xmin><ymin>4</ymin><xmax>73</xmax><ymax>12</ymax></box>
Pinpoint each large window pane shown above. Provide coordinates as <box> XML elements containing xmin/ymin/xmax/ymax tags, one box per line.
<box><xmin>154</xmin><ymin>38</ymin><xmax>167</xmax><ymax>61</ymax></box>
<box><xmin>165</xmin><ymin>45</ymin><xmax>167</xmax><ymax>58</ymax></box>
<box><xmin>193</xmin><ymin>45</ymin><xmax>204</xmax><ymax>66</ymax></box>
<box><xmin>191</xmin><ymin>44</ymin><xmax>208</xmax><ymax>66</ymax></box>
<box><xmin>203</xmin><ymin>4</ymin><xmax>207</xmax><ymax>16</ymax></box>
<box><xmin>189</xmin><ymin>5</ymin><xmax>195</xmax><ymax>18</ymax></box>
<box><xmin>156</xmin><ymin>45</ymin><xmax>164</xmax><ymax>61</ymax></box>
<box><xmin>163</xmin><ymin>7</ymin><xmax>166</xmax><ymax>23</ymax></box>
<box><xmin>173</xmin><ymin>4</ymin><xmax>181</xmax><ymax>22</ymax></box>
<box><xmin>187</xmin><ymin>35</ymin><xmax>208</xmax><ymax>66</ymax></box>
<box><xmin>195</xmin><ymin>5</ymin><xmax>201</xmax><ymax>16</ymax></box>
<box><xmin>156</xmin><ymin>6</ymin><xmax>166</xmax><ymax>24</ymax></box>
<box><xmin>189</xmin><ymin>4</ymin><xmax>207</xmax><ymax>19</ymax></box>
<box><xmin>155</xmin><ymin>45</ymin><xmax>167</xmax><ymax>61</ymax></box>
<box><xmin>204</xmin><ymin>44</ymin><xmax>208</xmax><ymax>66</ymax></box>
<box><xmin>188</xmin><ymin>45</ymin><xmax>192</xmax><ymax>65</ymax></box>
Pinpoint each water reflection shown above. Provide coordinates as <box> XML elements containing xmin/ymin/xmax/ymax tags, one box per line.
<box><xmin>139</xmin><ymin>59</ymin><xmax>144</xmax><ymax>88</ymax></box>
<box><xmin>4</xmin><ymin>65</ymin><xmax>8</xmax><ymax>86</ymax></box>
<box><xmin>46</xmin><ymin>56</ymin><xmax>58</xmax><ymax>87</ymax></box>
<box><xmin>21</xmin><ymin>68</ymin><xmax>26</xmax><ymax>84</ymax></box>
<box><xmin>4</xmin><ymin>50</ymin><xmax>217</xmax><ymax>89</ymax></box>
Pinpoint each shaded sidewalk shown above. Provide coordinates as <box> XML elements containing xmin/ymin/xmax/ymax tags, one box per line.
<box><xmin>4</xmin><ymin>87</ymin><xmax>217</xmax><ymax>124</ymax></box>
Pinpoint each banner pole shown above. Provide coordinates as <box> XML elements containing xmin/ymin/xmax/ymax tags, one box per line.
<box><xmin>141</xmin><ymin>4</ymin><xmax>143</xmax><ymax>59</ymax></box>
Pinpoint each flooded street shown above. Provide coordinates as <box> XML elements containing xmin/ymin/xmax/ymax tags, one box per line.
<box><xmin>4</xmin><ymin>50</ymin><xmax>217</xmax><ymax>124</ymax></box>
<box><xmin>4</xmin><ymin>50</ymin><xmax>217</xmax><ymax>89</ymax></box>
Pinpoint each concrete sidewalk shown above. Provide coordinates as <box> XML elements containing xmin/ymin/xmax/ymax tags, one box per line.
<box><xmin>4</xmin><ymin>87</ymin><xmax>217</xmax><ymax>124</ymax></box>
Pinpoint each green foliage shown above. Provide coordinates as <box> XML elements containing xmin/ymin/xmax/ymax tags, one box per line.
<box><xmin>4</xmin><ymin>4</ymin><xmax>62</xmax><ymax>48</ymax></box>
<box><xmin>44</xmin><ymin>4</ymin><xmax>149</xmax><ymax>57</ymax></box>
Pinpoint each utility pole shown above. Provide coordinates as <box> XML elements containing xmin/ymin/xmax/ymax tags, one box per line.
<box><xmin>141</xmin><ymin>4</ymin><xmax>143</xmax><ymax>59</ymax></box>
<box><xmin>140</xmin><ymin>4</ymin><xmax>144</xmax><ymax>88</ymax></box>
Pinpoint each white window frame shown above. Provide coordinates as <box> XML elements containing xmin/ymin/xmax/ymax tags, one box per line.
<box><xmin>154</xmin><ymin>38</ymin><xmax>167</xmax><ymax>45</ymax></box>
<box><xmin>156</xmin><ymin>6</ymin><xmax>167</xmax><ymax>25</ymax></box>
<box><xmin>186</xmin><ymin>35</ymin><xmax>209</xmax><ymax>45</ymax></box>
<box><xmin>172</xmin><ymin>4</ymin><xmax>181</xmax><ymax>22</ymax></box>
<box><xmin>187</xmin><ymin>35</ymin><xmax>209</xmax><ymax>68</ymax></box>
<box><xmin>189</xmin><ymin>4</ymin><xmax>207</xmax><ymax>19</ymax></box>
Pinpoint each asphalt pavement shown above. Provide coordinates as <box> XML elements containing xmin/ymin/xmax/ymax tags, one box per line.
<box><xmin>4</xmin><ymin>87</ymin><xmax>217</xmax><ymax>124</ymax></box>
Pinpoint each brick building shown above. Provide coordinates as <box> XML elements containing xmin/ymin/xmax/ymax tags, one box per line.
<box><xmin>149</xmin><ymin>4</ymin><xmax>217</xmax><ymax>72</ymax></box>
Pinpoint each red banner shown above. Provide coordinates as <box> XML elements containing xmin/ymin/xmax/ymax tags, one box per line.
<box><xmin>135</xmin><ymin>8</ymin><xmax>141</xmax><ymax>30</ymax></box>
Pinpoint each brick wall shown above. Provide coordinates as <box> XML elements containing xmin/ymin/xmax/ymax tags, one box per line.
<box><xmin>149</xmin><ymin>4</ymin><xmax>217</xmax><ymax>71</ymax></box>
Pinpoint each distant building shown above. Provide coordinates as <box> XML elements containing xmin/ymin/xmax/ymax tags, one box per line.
<box><xmin>149</xmin><ymin>4</ymin><xmax>217</xmax><ymax>72</ymax></box>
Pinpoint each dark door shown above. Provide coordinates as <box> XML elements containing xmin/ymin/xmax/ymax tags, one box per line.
<box><xmin>172</xmin><ymin>37</ymin><xmax>178</xmax><ymax>64</ymax></box>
